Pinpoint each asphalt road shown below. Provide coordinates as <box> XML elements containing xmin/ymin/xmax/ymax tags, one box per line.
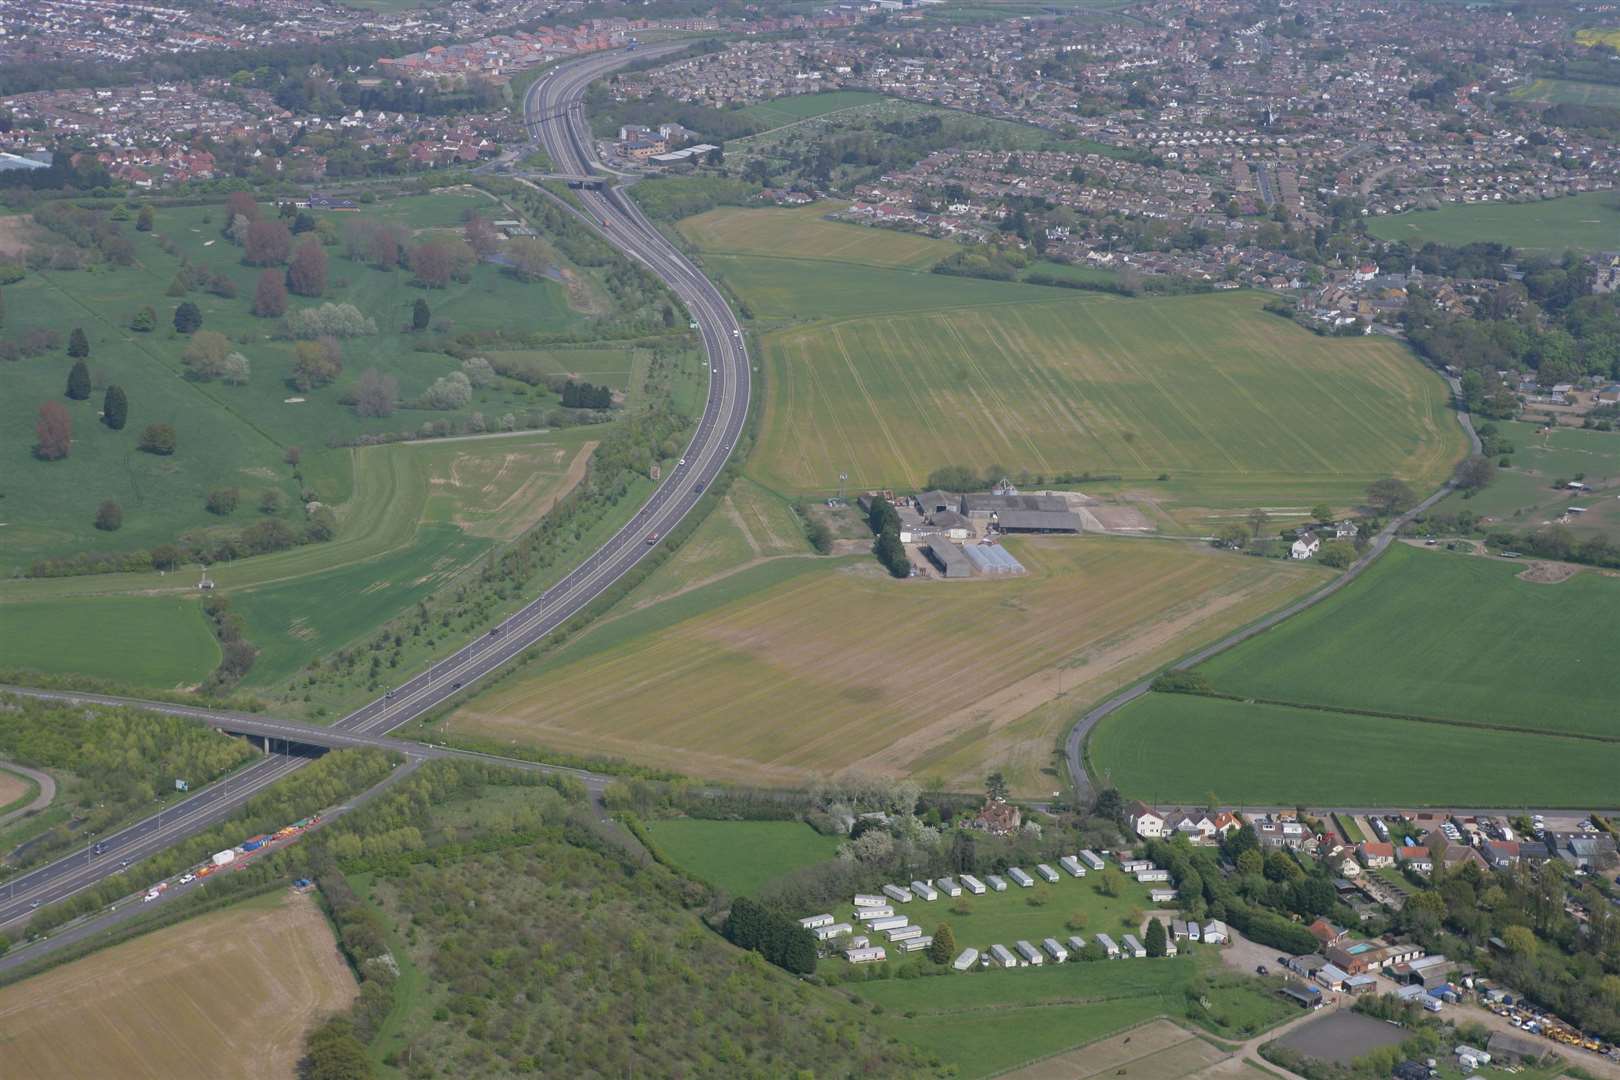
<box><xmin>1063</xmin><ymin>381</ymin><xmax>1483</xmax><ymax>805</ymax></box>
<box><xmin>0</xmin><ymin>43</ymin><xmax>749</xmax><ymax>932</ymax></box>
<box><xmin>0</xmin><ymin>760</ymin><xmax>55</xmax><ymax>830</ymax></box>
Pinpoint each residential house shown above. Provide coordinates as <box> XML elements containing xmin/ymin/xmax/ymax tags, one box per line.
<box><xmin>1290</xmin><ymin>532</ymin><xmax>1321</xmax><ymax>560</ymax></box>
<box><xmin>1397</xmin><ymin>846</ymin><xmax>1434</xmax><ymax>874</ymax></box>
<box><xmin>970</xmin><ymin>798</ymin><xmax>1022</xmax><ymax>837</ymax></box>
<box><xmin>1358</xmin><ymin>841</ymin><xmax>1395</xmax><ymax>868</ymax></box>
<box><xmin>1128</xmin><ymin>801</ymin><xmax>1166</xmax><ymax>839</ymax></box>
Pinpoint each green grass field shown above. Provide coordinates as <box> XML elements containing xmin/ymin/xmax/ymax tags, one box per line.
<box><xmin>1090</xmin><ymin>692</ymin><xmax>1620</xmax><ymax>807</ymax></box>
<box><xmin>676</xmin><ymin>207</ymin><xmax>1466</xmax><ymax>505</ymax></box>
<box><xmin>640</xmin><ymin>819</ymin><xmax>842</xmax><ymax>896</ymax></box>
<box><xmin>0</xmin><ymin>594</ymin><xmax>218</xmax><ymax>685</ymax></box>
<box><xmin>1512</xmin><ymin>77</ymin><xmax>1620</xmax><ymax>107</ymax></box>
<box><xmin>754</xmin><ymin>290</ymin><xmax>1463</xmax><ymax>501</ymax></box>
<box><xmin>1435</xmin><ymin>420</ymin><xmax>1620</xmax><ymax>539</ymax></box>
<box><xmin>1367</xmin><ymin>190</ymin><xmax>1620</xmax><ymax>254</ymax></box>
<box><xmin>1197</xmin><ymin>543</ymin><xmax>1620</xmax><ymax>737</ymax></box>
<box><xmin>0</xmin><ymin>189</ymin><xmax>589</xmax><ymax>575</ymax></box>
<box><xmin>446</xmin><ymin>536</ymin><xmax>1325</xmax><ymax>792</ymax></box>
<box><xmin>740</xmin><ymin>90</ymin><xmax>889</xmax><ymax>130</ymax></box>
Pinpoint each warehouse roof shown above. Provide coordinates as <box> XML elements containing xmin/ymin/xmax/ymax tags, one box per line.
<box><xmin>995</xmin><ymin>510</ymin><xmax>1082</xmax><ymax>532</ymax></box>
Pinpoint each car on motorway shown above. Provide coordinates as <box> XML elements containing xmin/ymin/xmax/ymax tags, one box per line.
<box><xmin>693</xmin><ymin>482</ymin><xmax>704</xmax><ymax>494</ymax></box>
<box><xmin>678</xmin><ymin>458</ymin><xmax>686</xmax><ymax>466</ymax></box>
<box><xmin>690</xmin><ymin>321</ymin><xmax>699</xmax><ymax>329</ymax></box>
<box><xmin>179</xmin><ymin>873</ymin><xmax>196</xmax><ymax>885</ymax></box>
<box><xmin>645</xmin><ymin>532</ymin><xmax>659</xmax><ymax>544</ymax></box>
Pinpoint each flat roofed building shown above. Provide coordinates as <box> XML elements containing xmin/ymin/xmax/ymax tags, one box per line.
<box><xmin>926</xmin><ymin>539</ymin><xmax>971</xmax><ymax>578</ymax></box>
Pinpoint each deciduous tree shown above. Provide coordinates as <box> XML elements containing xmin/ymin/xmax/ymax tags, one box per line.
<box><xmin>206</xmin><ymin>487</ymin><xmax>239</xmax><ymax>515</ymax></box>
<box><xmin>242</xmin><ymin>218</ymin><xmax>292</xmax><ymax>266</ymax></box>
<box><xmin>34</xmin><ymin>401</ymin><xmax>71</xmax><ymax>459</ymax></box>
<box><xmin>138</xmin><ymin>422</ymin><xmax>176</xmax><ymax>455</ymax></box>
<box><xmin>94</xmin><ymin>500</ymin><xmax>123</xmax><ymax>531</ymax></box>
<box><xmin>292</xmin><ymin>337</ymin><xmax>343</xmax><ymax>391</ymax></box>
<box><xmin>252</xmin><ymin>269</ymin><xmax>288</xmax><ymax>317</ymax></box>
<box><xmin>1366</xmin><ymin>477</ymin><xmax>1416</xmax><ymax>516</ymax></box>
<box><xmin>182</xmin><ymin>330</ymin><xmax>232</xmax><ymax>380</ymax></box>
<box><xmin>135</xmin><ymin>205</ymin><xmax>154</xmax><ymax>232</ymax></box>
<box><xmin>131</xmin><ymin>305</ymin><xmax>156</xmax><ymax>332</ymax></box>
<box><xmin>354</xmin><ymin>368</ymin><xmax>399</xmax><ymax>417</ymax></box>
<box><xmin>286</xmin><ymin>237</ymin><xmax>328</xmax><ymax>297</ymax></box>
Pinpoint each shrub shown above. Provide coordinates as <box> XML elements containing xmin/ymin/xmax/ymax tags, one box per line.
<box><xmin>94</xmin><ymin>500</ymin><xmax>123</xmax><ymax>531</ymax></box>
<box><xmin>420</xmin><ymin>370</ymin><xmax>473</xmax><ymax>410</ymax></box>
<box><xmin>139</xmin><ymin>422</ymin><xmax>176</xmax><ymax>455</ymax></box>
<box><xmin>284</xmin><ymin>302</ymin><xmax>377</xmax><ymax>339</ymax></box>
<box><xmin>173</xmin><ymin>300</ymin><xmax>202</xmax><ymax>334</ymax></box>
<box><xmin>206</xmin><ymin>488</ymin><xmax>240</xmax><ymax>515</ymax></box>
<box><xmin>35</xmin><ymin>401</ymin><xmax>72</xmax><ymax>459</ymax></box>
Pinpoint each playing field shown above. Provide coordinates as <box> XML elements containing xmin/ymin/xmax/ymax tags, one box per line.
<box><xmin>752</xmin><ymin>290</ymin><xmax>1464</xmax><ymax>501</ymax></box>
<box><xmin>678</xmin><ymin>204</ymin><xmax>955</xmax><ymax>270</ymax></box>
<box><xmin>640</xmin><ymin>819</ymin><xmax>842</xmax><ymax>896</ymax></box>
<box><xmin>0</xmin><ymin>891</ymin><xmax>356</xmax><ymax>1080</ymax></box>
<box><xmin>1090</xmin><ymin>691</ymin><xmax>1620</xmax><ymax>806</ymax></box>
<box><xmin>1512</xmin><ymin>77</ymin><xmax>1620</xmax><ymax>108</ymax></box>
<box><xmin>1197</xmin><ymin>543</ymin><xmax>1620</xmax><ymax>737</ymax></box>
<box><xmin>445</xmin><ymin>536</ymin><xmax>1326</xmax><ymax>792</ymax></box>
<box><xmin>0</xmin><ymin>593</ymin><xmax>219</xmax><ymax>686</ymax></box>
<box><xmin>1367</xmin><ymin>190</ymin><xmax>1620</xmax><ymax>254</ymax></box>
<box><xmin>740</xmin><ymin>90</ymin><xmax>889</xmax><ymax>129</ymax></box>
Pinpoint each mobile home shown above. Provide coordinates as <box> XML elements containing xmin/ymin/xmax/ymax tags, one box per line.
<box><xmin>953</xmin><ymin>947</ymin><xmax>980</xmax><ymax>971</ymax></box>
<box><xmin>1043</xmin><ymin>937</ymin><xmax>1070</xmax><ymax>963</ymax></box>
<box><xmin>800</xmin><ymin>913</ymin><xmax>835</xmax><ymax>930</ymax></box>
<box><xmin>986</xmin><ymin>874</ymin><xmax>1008</xmax><ymax>892</ymax></box>
<box><xmin>1008</xmin><ymin>867</ymin><xmax>1035</xmax><ymax>888</ymax></box>
<box><xmin>1149</xmin><ymin>888</ymin><xmax>1177</xmax><ymax>903</ymax></box>
<box><xmin>1122</xmin><ymin>934</ymin><xmax>1147</xmax><ymax>958</ymax></box>
<box><xmin>1015</xmin><ymin>940</ymin><xmax>1044</xmax><ymax>965</ymax></box>
<box><xmin>854</xmin><ymin>894</ymin><xmax>887</xmax><ymax>908</ymax></box>
<box><xmin>1080</xmin><ymin>850</ymin><xmax>1106</xmax><ymax>871</ymax></box>
<box><xmin>887</xmin><ymin>925</ymin><xmax>923</xmax><ymax>942</ymax></box>
<box><xmin>1036</xmin><ymin>864</ymin><xmax>1060</xmax><ymax>884</ymax></box>
<box><xmin>869</xmin><ymin>915</ymin><xmax>909</xmax><ymax>932</ymax></box>
<box><xmin>1060</xmin><ymin>855</ymin><xmax>1087</xmax><ymax>878</ymax></box>
<box><xmin>846</xmin><ymin>946</ymin><xmax>886</xmax><ymax>964</ymax></box>
<box><xmin>960</xmin><ymin>873</ymin><xmax>987</xmax><ymax>895</ymax></box>
<box><xmin>990</xmin><ymin>943</ymin><xmax>1018</xmax><ymax>968</ymax></box>
<box><xmin>856</xmin><ymin>906</ymin><xmax>895</xmax><ymax>922</ymax></box>
<box><xmin>1096</xmin><ymin>933</ymin><xmax>1120</xmax><ymax>959</ymax></box>
<box><xmin>814</xmin><ymin>922</ymin><xmax>853</xmax><ymax>941</ymax></box>
<box><xmin>883</xmin><ymin>884</ymin><xmax>914</xmax><ymax>904</ymax></box>
<box><xmin>900</xmin><ymin>936</ymin><xmax>934</xmax><ymax>953</ymax></box>
<box><xmin>911</xmin><ymin>880</ymin><xmax>940</xmax><ymax>901</ymax></box>
<box><xmin>1136</xmin><ymin>869</ymin><xmax>1170</xmax><ymax>883</ymax></box>
<box><xmin>1068</xmin><ymin>934</ymin><xmax>1088</xmax><ymax>952</ymax></box>
<box><xmin>936</xmin><ymin>877</ymin><xmax>963</xmax><ymax>897</ymax></box>
<box><xmin>1120</xmin><ymin>858</ymin><xmax>1152</xmax><ymax>873</ymax></box>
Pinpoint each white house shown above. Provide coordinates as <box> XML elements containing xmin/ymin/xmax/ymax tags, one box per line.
<box><xmin>1128</xmin><ymin>802</ymin><xmax>1166</xmax><ymax>838</ymax></box>
<box><xmin>1290</xmin><ymin>533</ymin><xmax>1321</xmax><ymax>560</ymax></box>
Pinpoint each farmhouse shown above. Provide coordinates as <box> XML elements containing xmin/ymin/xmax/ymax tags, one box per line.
<box><xmin>1290</xmin><ymin>533</ymin><xmax>1322</xmax><ymax>560</ymax></box>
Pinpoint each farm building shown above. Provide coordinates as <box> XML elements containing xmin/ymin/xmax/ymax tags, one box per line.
<box><xmin>846</xmin><ymin>946</ymin><xmax>887</xmax><ymax>964</ymax></box>
<box><xmin>962</xmin><ymin>543</ymin><xmax>1028</xmax><ymax>575</ymax></box>
<box><xmin>869</xmin><ymin>915</ymin><xmax>909</xmax><ymax>932</ymax></box>
<box><xmin>1008</xmin><ymin>868</ymin><xmax>1035</xmax><ymax>887</ymax></box>
<box><xmin>926</xmin><ymin>540</ymin><xmax>971</xmax><ymax>578</ymax></box>
<box><xmin>1122</xmin><ymin>934</ymin><xmax>1147</xmax><ymax>959</ymax></box>
<box><xmin>1036</xmin><ymin>864</ymin><xmax>1060</xmax><ymax>883</ymax></box>
<box><xmin>962</xmin><ymin>493</ymin><xmax>1070</xmax><ymax>519</ymax></box>
<box><xmin>911</xmin><ymin>880</ymin><xmax>940</xmax><ymax>901</ymax></box>
<box><xmin>954</xmin><ymin>948</ymin><xmax>980</xmax><ymax>971</ymax></box>
<box><xmin>1095</xmin><ymin>933</ymin><xmax>1120</xmax><ymax>958</ymax></box>
<box><xmin>986</xmin><ymin>874</ymin><xmax>1008</xmax><ymax>892</ymax></box>
<box><xmin>883</xmin><ymin>884</ymin><xmax>914</xmax><ymax>903</ymax></box>
<box><xmin>936</xmin><ymin>877</ymin><xmax>963</xmax><ymax>897</ymax></box>
<box><xmin>1150</xmin><ymin>888</ymin><xmax>1177</xmax><ymax>903</ymax></box>
<box><xmin>854</xmin><ymin>894</ymin><xmax>887</xmax><ymax>908</ymax></box>
<box><xmin>856</xmin><ymin>906</ymin><xmax>895</xmax><ymax>922</ymax></box>
<box><xmin>800</xmin><ymin>913</ymin><xmax>835</xmax><ymax>930</ymax></box>
<box><xmin>1080</xmin><ymin>851</ymin><xmax>1106</xmax><ymax>871</ymax></box>
<box><xmin>1060</xmin><ymin>855</ymin><xmax>1087</xmax><ymax>878</ymax></box>
<box><xmin>990</xmin><ymin>943</ymin><xmax>1018</xmax><ymax>968</ymax></box>
<box><xmin>995</xmin><ymin>509</ymin><xmax>1083</xmax><ymax>534</ymax></box>
<box><xmin>1015</xmin><ymin>940</ymin><xmax>1044</xmax><ymax>965</ymax></box>
<box><xmin>900</xmin><ymin>936</ymin><xmax>934</xmax><ymax>953</ymax></box>
<box><xmin>960</xmin><ymin>873</ymin><xmax>987</xmax><ymax>895</ymax></box>
<box><xmin>814</xmin><ymin>922</ymin><xmax>853</xmax><ymax>941</ymax></box>
<box><xmin>1043</xmin><ymin>937</ymin><xmax>1070</xmax><ymax>962</ymax></box>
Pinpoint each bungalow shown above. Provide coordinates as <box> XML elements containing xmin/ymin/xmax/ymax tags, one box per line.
<box><xmin>1397</xmin><ymin>847</ymin><xmax>1434</xmax><ymax>874</ymax></box>
<box><xmin>1202</xmin><ymin>920</ymin><xmax>1228</xmax><ymax>944</ymax></box>
<box><xmin>1128</xmin><ymin>802</ymin><xmax>1167</xmax><ymax>839</ymax></box>
<box><xmin>1358</xmin><ymin>841</ymin><xmax>1396</xmax><ymax>868</ymax></box>
<box><xmin>1290</xmin><ymin>533</ymin><xmax>1321</xmax><ymax>560</ymax></box>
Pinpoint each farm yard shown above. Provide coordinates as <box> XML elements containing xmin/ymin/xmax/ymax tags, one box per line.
<box><xmin>1090</xmin><ymin>543</ymin><xmax>1620</xmax><ymax>806</ymax></box>
<box><xmin>441</xmin><ymin>535</ymin><xmax>1327</xmax><ymax>792</ymax></box>
<box><xmin>675</xmin><ymin>207</ymin><xmax>1466</xmax><ymax>510</ymax></box>
<box><xmin>0</xmin><ymin>890</ymin><xmax>356</xmax><ymax>1080</ymax></box>
<box><xmin>1367</xmin><ymin>190</ymin><xmax>1620</xmax><ymax>254</ymax></box>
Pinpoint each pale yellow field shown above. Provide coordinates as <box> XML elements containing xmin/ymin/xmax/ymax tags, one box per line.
<box><xmin>0</xmin><ymin>891</ymin><xmax>357</xmax><ymax>1080</ymax></box>
<box><xmin>449</xmin><ymin>536</ymin><xmax>1326</xmax><ymax>792</ymax></box>
<box><xmin>677</xmin><ymin>203</ymin><xmax>955</xmax><ymax>269</ymax></box>
<box><xmin>1004</xmin><ymin>1020</ymin><xmax>1271</xmax><ymax>1080</ymax></box>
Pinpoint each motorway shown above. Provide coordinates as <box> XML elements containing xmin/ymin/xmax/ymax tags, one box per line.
<box><xmin>0</xmin><ymin>43</ymin><xmax>750</xmax><ymax>931</ymax></box>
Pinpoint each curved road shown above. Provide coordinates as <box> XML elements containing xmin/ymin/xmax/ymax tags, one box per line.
<box><xmin>0</xmin><ymin>43</ymin><xmax>749</xmax><ymax>930</ymax></box>
<box><xmin>1065</xmin><ymin>382</ymin><xmax>1481</xmax><ymax>804</ymax></box>
<box><xmin>0</xmin><ymin>761</ymin><xmax>55</xmax><ymax>831</ymax></box>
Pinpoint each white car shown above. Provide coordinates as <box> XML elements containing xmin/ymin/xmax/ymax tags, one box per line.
<box><xmin>678</xmin><ymin>458</ymin><xmax>686</xmax><ymax>466</ymax></box>
<box><xmin>689</xmin><ymin>321</ymin><xmax>699</xmax><ymax>329</ymax></box>
<box><xmin>143</xmin><ymin>890</ymin><xmax>160</xmax><ymax>903</ymax></box>
<box><xmin>712</xmin><ymin>366</ymin><xmax>718</xmax><ymax>373</ymax></box>
<box><xmin>179</xmin><ymin>873</ymin><xmax>196</xmax><ymax>885</ymax></box>
<box><xmin>732</xmin><ymin>329</ymin><xmax>740</xmax><ymax>336</ymax></box>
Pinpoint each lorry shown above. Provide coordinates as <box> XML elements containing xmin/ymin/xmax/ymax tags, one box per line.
<box><xmin>211</xmin><ymin>849</ymin><xmax>236</xmax><ymax>867</ymax></box>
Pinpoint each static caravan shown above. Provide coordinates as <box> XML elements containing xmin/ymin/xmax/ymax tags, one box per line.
<box><xmin>1060</xmin><ymin>855</ymin><xmax>1087</xmax><ymax>878</ymax></box>
<box><xmin>1068</xmin><ymin>934</ymin><xmax>1088</xmax><ymax>953</ymax></box>
<box><xmin>857</xmin><ymin>906</ymin><xmax>895</xmax><ymax>922</ymax></box>
<box><xmin>1164</xmin><ymin>935</ymin><xmax>1178</xmax><ymax>957</ymax></box>
<box><xmin>1121</xmin><ymin>858</ymin><xmax>1152</xmax><ymax>873</ymax></box>
<box><xmin>900</xmin><ymin>936</ymin><xmax>934</xmax><ymax>953</ymax></box>
<box><xmin>846</xmin><ymin>946</ymin><xmax>886</xmax><ymax>964</ymax></box>
<box><xmin>1036</xmin><ymin>864</ymin><xmax>1060</xmax><ymax>884</ymax></box>
<box><xmin>936</xmin><ymin>877</ymin><xmax>963</xmax><ymax>897</ymax></box>
<box><xmin>986</xmin><ymin>874</ymin><xmax>1008</xmax><ymax>892</ymax></box>
<box><xmin>1136</xmin><ymin>869</ymin><xmax>1170</xmax><ymax>884</ymax></box>
<box><xmin>814</xmin><ymin>922</ymin><xmax>853</xmax><ymax>941</ymax></box>
<box><xmin>953</xmin><ymin>947</ymin><xmax>980</xmax><ymax>971</ymax></box>
<box><xmin>1015</xmin><ymin>940</ymin><xmax>1044</xmax><ymax>965</ymax></box>
<box><xmin>1149</xmin><ymin>888</ymin><xmax>1177</xmax><ymax>903</ymax></box>
<box><xmin>990</xmin><ymin>943</ymin><xmax>1018</xmax><ymax>968</ymax></box>
<box><xmin>1080</xmin><ymin>850</ymin><xmax>1106</xmax><ymax>871</ymax></box>
<box><xmin>911</xmin><ymin>880</ymin><xmax>940</xmax><ymax>902</ymax></box>
<box><xmin>1122</xmin><ymin>934</ymin><xmax>1147</xmax><ymax>958</ymax></box>
<box><xmin>1008</xmin><ymin>867</ymin><xmax>1035</xmax><ymax>888</ymax></box>
<box><xmin>869</xmin><ymin>915</ymin><xmax>909</xmax><ymax>932</ymax></box>
<box><xmin>1187</xmin><ymin>921</ymin><xmax>1201</xmax><ymax>941</ymax></box>
<box><xmin>887</xmin><ymin>925</ymin><xmax>923</xmax><ymax>942</ymax></box>
<box><xmin>800</xmin><ymin>913</ymin><xmax>835</xmax><ymax>930</ymax></box>
<box><xmin>1042</xmin><ymin>937</ymin><xmax>1070</xmax><ymax>963</ymax></box>
<box><xmin>854</xmin><ymin>894</ymin><xmax>887</xmax><ymax>908</ymax></box>
<box><xmin>1202</xmin><ymin>920</ymin><xmax>1228</xmax><ymax>944</ymax></box>
<box><xmin>883</xmin><ymin>884</ymin><xmax>914</xmax><ymax>904</ymax></box>
<box><xmin>1096</xmin><ymin>933</ymin><xmax>1120</xmax><ymax>959</ymax></box>
<box><xmin>960</xmin><ymin>873</ymin><xmax>987</xmax><ymax>895</ymax></box>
